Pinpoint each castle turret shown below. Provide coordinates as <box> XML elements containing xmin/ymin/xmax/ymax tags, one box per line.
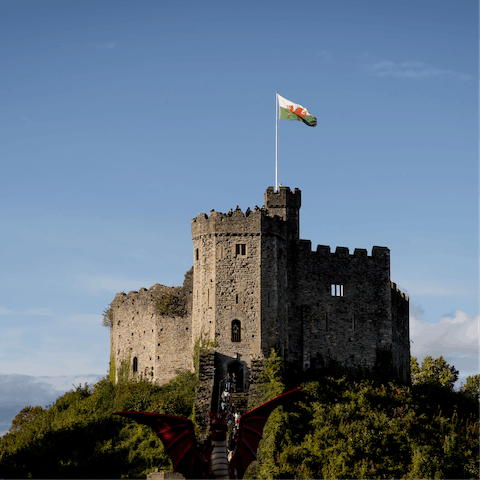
<box><xmin>265</xmin><ymin>186</ymin><xmax>301</xmax><ymax>241</ymax></box>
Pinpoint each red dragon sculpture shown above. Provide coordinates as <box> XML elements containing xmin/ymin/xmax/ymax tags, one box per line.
<box><xmin>113</xmin><ymin>387</ymin><xmax>301</xmax><ymax>479</ymax></box>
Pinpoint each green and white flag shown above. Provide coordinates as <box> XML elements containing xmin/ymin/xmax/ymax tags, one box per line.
<box><xmin>278</xmin><ymin>93</ymin><xmax>317</xmax><ymax>127</ymax></box>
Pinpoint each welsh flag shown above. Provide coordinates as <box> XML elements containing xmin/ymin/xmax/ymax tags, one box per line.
<box><xmin>278</xmin><ymin>94</ymin><xmax>317</xmax><ymax>127</ymax></box>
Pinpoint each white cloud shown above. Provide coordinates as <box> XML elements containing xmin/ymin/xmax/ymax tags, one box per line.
<box><xmin>96</xmin><ymin>42</ymin><xmax>117</xmax><ymax>51</ymax></box>
<box><xmin>0</xmin><ymin>307</ymin><xmax>53</xmax><ymax>316</ymax></box>
<box><xmin>71</xmin><ymin>274</ymin><xmax>159</xmax><ymax>294</ymax></box>
<box><xmin>410</xmin><ymin>308</ymin><xmax>479</xmax><ymax>387</ymax></box>
<box><xmin>0</xmin><ymin>361</ymin><xmax>82</xmax><ymax>377</ymax></box>
<box><xmin>372</xmin><ymin>60</ymin><xmax>471</xmax><ymax>80</ymax></box>
<box><xmin>398</xmin><ymin>279</ymin><xmax>473</xmax><ymax>297</ymax></box>
<box><xmin>33</xmin><ymin>373</ymin><xmax>104</xmax><ymax>392</ymax></box>
<box><xmin>410</xmin><ymin>310</ymin><xmax>478</xmax><ymax>356</ymax></box>
<box><xmin>23</xmin><ymin>308</ymin><xmax>53</xmax><ymax>316</ymax></box>
<box><xmin>62</xmin><ymin>313</ymin><xmax>103</xmax><ymax>328</ymax></box>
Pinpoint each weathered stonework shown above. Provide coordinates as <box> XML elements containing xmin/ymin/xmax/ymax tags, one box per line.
<box><xmin>194</xmin><ymin>351</ymin><xmax>215</xmax><ymax>439</ymax></box>
<box><xmin>110</xmin><ymin>186</ymin><xmax>410</xmax><ymax>403</ymax></box>
<box><xmin>111</xmin><ymin>269</ymin><xmax>194</xmax><ymax>385</ymax></box>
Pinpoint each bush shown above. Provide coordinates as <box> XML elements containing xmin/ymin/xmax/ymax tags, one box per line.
<box><xmin>0</xmin><ymin>372</ymin><xmax>198</xmax><ymax>479</ymax></box>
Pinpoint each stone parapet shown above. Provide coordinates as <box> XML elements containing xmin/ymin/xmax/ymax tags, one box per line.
<box><xmin>147</xmin><ymin>469</ymin><xmax>185</xmax><ymax>479</ymax></box>
<box><xmin>194</xmin><ymin>351</ymin><xmax>216</xmax><ymax>440</ymax></box>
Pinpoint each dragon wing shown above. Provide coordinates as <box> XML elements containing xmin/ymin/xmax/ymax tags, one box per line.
<box><xmin>112</xmin><ymin>411</ymin><xmax>208</xmax><ymax>479</ymax></box>
<box><xmin>229</xmin><ymin>387</ymin><xmax>302</xmax><ymax>479</ymax></box>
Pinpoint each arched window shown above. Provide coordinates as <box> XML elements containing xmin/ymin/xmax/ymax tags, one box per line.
<box><xmin>231</xmin><ymin>320</ymin><xmax>241</xmax><ymax>342</ymax></box>
<box><xmin>132</xmin><ymin>356</ymin><xmax>138</xmax><ymax>373</ymax></box>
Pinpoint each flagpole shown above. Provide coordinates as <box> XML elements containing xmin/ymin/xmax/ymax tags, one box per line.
<box><xmin>275</xmin><ymin>91</ymin><xmax>278</xmax><ymax>192</ymax></box>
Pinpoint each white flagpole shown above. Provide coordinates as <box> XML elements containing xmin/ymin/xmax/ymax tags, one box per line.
<box><xmin>275</xmin><ymin>91</ymin><xmax>278</xmax><ymax>192</ymax></box>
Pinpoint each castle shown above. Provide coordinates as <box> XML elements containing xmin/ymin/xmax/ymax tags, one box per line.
<box><xmin>110</xmin><ymin>186</ymin><xmax>410</xmax><ymax>399</ymax></box>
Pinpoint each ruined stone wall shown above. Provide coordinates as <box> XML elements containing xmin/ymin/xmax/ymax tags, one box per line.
<box><xmin>111</xmin><ymin>270</ymin><xmax>194</xmax><ymax>386</ymax></box>
<box><xmin>291</xmin><ymin>243</ymin><xmax>394</xmax><ymax>375</ymax></box>
<box><xmin>111</xmin><ymin>288</ymin><xmax>157</xmax><ymax>382</ymax></box>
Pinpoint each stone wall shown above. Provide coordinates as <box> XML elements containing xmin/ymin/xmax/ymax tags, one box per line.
<box><xmin>194</xmin><ymin>351</ymin><xmax>216</xmax><ymax>441</ymax></box>
<box><xmin>191</xmin><ymin>207</ymin><xmax>271</xmax><ymax>384</ymax></box>
<box><xmin>110</xmin><ymin>185</ymin><xmax>410</xmax><ymax>409</ymax></box>
<box><xmin>246</xmin><ymin>358</ymin><xmax>265</xmax><ymax>409</ymax></box>
<box><xmin>111</xmin><ymin>270</ymin><xmax>194</xmax><ymax>386</ymax></box>
<box><xmin>111</xmin><ymin>287</ymin><xmax>157</xmax><ymax>382</ymax></box>
<box><xmin>391</xmin><ymin>282</ymin><xmax>410</xmax><ymax>382</ymax></box>
<box><xmin>290</xmin><ymin>243</ymin><xmax>394</xmax><ymax>375</ymax></box>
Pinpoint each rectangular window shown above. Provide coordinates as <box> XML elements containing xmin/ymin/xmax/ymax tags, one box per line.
<box><xmin>195</xmin><ymin>248</ymin><xmax>199</xmax><ymax>261</ymax></box>
<box><xmin>331</xmin><ymin>284</ymin><xmax>344</xmax><ymax>296</ymax></box>
<box><xmin>236</xmin><ymin>243</ymin><xmax>246</xmax><ymax>256</ymax></box>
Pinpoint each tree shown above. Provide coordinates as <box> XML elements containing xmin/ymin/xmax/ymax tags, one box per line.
<box><xmin>8</xmin><ymin>405</ymin><xmax>43</xmax><ymax>434</ymax></box>
<box><xmin>102</xmin><ymin>304</ymin><xmax>113</xmax><ymax>329</ymax></box>
<box><xmin>410</xmin><ymin>356</ymin><xmax>420</xmax><ymax>384</ymax></box>
<box><xmin>411</xmin><ymin>355</ymin><xmax>459</xmax><ymax>390</ymax></box>
<box><xmin>461</xmin><ymin>374</ymin><xmax>480</xmax><ymax>400</ymax></box>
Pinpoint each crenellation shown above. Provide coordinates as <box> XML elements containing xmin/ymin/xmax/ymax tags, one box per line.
<box><xmin>316</xmin><ymin>245</ymin><xmax>331</xmax><ymax>255</ymax></box>
<box><xmin>110</xmin><ymin>186</ymin><xmax>409</xmax><ymax>396</ymax></box>
<box><xmin>335</xmin><ymin>246</ymin><xmax>349</xmax><ymax>257</ymax></box>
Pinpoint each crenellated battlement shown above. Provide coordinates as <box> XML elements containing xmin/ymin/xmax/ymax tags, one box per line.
<box><xmin>298</xmin><ymin>241</ymin><xmax>390</xmax><ymax>263</ymax></box>
<box><xmin>391</xmin><ymin>281</ymin><xmax>409</xmax><ymax>301</ymax></box>
<box><xmin>111</xmin><ymin>185</ymin><xmax>410</xmax><ymax>389</ymax></box>
<box><xmin>191</xmin><ymin>204</ymin><xmax>288</xmax><ymax>239</ymax></box>
<box><xmin>265</xmin><ymin>186</ymin><xmax>301</xmax><ymax>208</ymax></box>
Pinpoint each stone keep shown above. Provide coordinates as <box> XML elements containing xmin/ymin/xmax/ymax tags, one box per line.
<box><xmin>110</xmin><ymin>186</ymin><xmax>410</xmax><ymax>390</ymax></box>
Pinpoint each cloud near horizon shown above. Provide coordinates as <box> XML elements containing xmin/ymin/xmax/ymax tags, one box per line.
<box><xmin>0</xmin><ymin>373</ymin><xmax>104</xmax><ymax>438</ymax></box>
<box><xmin>409</xmin><ymin>308</ymin><xmax>479</xmax><ymax>382</ymax></box>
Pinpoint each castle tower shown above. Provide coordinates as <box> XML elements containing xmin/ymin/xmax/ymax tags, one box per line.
<box><xmin>264</xmin><ymin>186</ymin><xmax>301</xmax><ymax>241</ymax></box>
<box><xmin>110</xmin><ymin>185</ymin><xmax>409</xmax><ymax>395</ymax></box>
<box><xmin>190</xmin><ymin>187</ymin><xmax>301</xmax><ymax>392</ymax></box>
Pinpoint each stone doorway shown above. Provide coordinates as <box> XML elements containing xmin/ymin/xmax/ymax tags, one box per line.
<box><xmin>227</xmin><ymin>360</ymin><xmax>244</xmax><ymax>392</ymax></box>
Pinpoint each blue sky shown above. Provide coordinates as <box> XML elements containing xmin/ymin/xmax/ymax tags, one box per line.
<box><xmin>0</xmin><ymin>0</ymin><xmax>478</xmax><ymax>436</ymax></box>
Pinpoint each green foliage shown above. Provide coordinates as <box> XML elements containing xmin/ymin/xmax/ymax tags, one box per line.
<box><xmin>411</xmin><ymin>355</ymin><xmax>459</xmax><ymax>390</ymax></box>
<box><xmin>410</xmin><ymin>355</ymin><xmax>421</xmax><ymax>382</ymax></box>
<box><xmin>2</xmin><ymin>354</ymin><xmax>477</xmax><ymax>479</ymax></box>
<box><xmin>256</xmin><ymin>348</ymin><xmax>285</xmax><ymax>404</ymax></box>
<box><xmin>248</xmin><ymin>377</ymin><xmax>479</xmax><ymax>479</ymax></box>
<box><xmin>0</xmin><ymin>372</ymin><xmax>198</xmax><ymax>478</ymax></box>
<box><xmin>108</xmin><ymin>356</ymin><xmax>116</xmax><ymax>384</ymax></box>
<box><xmin>102</xmin><ymin>303</ymin><xmax>113</xmax><ymax>329</ymax></box>
<box><xmin>461</xmin><ymin>374</ymin><xmax>480</xmax><ymax>401</ymax></box>
<box><xmin>155</xmin><ymin>289</ymin><xmax>185</xmax><ymax>316</ymax></box>
<box><xmin>117</xmin><ymin>354</ymin><xmax>131</xmax><ymax>384</ymax></box>
<box><xmin>7</xmin><ymin>405</ymin><xmax>44</xmax><ymax>435</ymax></box>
